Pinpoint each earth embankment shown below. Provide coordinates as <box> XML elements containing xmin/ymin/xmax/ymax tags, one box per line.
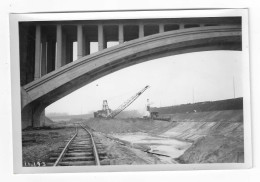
<box><xmin>85</xmin><ymin>110</ymin><xmax>244</xmax><ymax>163</ymax></box>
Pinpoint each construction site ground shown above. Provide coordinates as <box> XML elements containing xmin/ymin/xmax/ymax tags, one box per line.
<box><xmin>22</xmin><ymin>110</ymin><xmax>244</xmax><ymax>166</ymax></box>
<box><xmin>85</xmin><ymin>110</ymin><xmax>244</xmax><ymax>163</ymax></box>
<box><xmin>22</xmin><ymin>121</ymin><xmax>161</xmax><ymax>166</ymax></box>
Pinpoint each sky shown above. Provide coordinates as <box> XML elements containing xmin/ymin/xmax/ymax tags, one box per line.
<box><xmin>46</xmin><ymin>50</ymin><xmax>243</xmax><ymax>116</ymax></box>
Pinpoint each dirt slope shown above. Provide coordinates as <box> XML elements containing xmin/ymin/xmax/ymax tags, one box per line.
<box><xmin>85</xmin><ymin>110</ymin><xmax>244</xmax><ymax>164</ymax></box>
<box><xmin>162</xmin><ymin>110</ymin><xmax>244</xmax><ymax>163</ymax></box>
<box><xmin>152</xmin><ymin>97</ymin><xmax>243</xmax><ymax>114</ymax></box>
<box><xmin>177</xmin><ymin>135</ymin><xmax>244</xmax><ymax>163</ymax></box>
<box><xmin>166</xmin><ymin>110</ymin><xmax>243</xmax><ymax>123</ymax></box>
<box><xmin>85</xmin><ymin>117</ymin><xmax>174</xmax><ymax>134</ymax></box>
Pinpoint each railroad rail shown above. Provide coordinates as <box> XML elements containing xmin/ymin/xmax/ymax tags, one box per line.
<box><xmin>47</xmin><ymin>124</ymin><xmax>108</xmax><ymax>166</ymax></box>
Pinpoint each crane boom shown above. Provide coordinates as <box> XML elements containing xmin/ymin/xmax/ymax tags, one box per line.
<box><xmin>108</xmin><ymin>85</ymin><xmax>150</xmax><ymax>118</ymax></box>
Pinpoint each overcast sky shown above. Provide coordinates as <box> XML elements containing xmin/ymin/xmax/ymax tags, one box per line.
<box><xmin>46</xmin><ymin>50</ymin><xmax>243</xmax><ymax>115</ymax></box>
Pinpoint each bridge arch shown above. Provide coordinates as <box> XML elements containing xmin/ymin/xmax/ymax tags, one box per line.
<box><xmin>21</xmin><ymin>25</ymin><xmax>241</xmax><ymax>128</ymax></box>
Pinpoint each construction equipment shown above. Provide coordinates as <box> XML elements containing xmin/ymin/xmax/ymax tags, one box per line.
<box><xmin>143</xmin><ymin>99</ymin><xmax>151</xmax><ymax>119</ymax></box>
<box><xmin>93</xmin><ymin>100</ymin><xmax>112</xmax><ymax>118</ymax></box>
<box><xmin>94</xmin><ymin>85</ymin><xmax>150</xmax><ymax>118</ymax></box>
<box><xmin>142</xmin><ymin>99</ymin><xmax>168</xmax><ymax>120</ymax></box>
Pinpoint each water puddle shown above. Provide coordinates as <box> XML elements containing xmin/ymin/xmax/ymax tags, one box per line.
<box><xmin>112</xmin><ymin>132</ymin><xmax>192</xmax><ymax>164</ymax></box>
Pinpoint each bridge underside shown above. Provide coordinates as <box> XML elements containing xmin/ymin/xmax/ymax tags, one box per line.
<box><xmin>20</xmin><ymin>23</ymin><xmax>242</xmax><ymax>129</ymax></box>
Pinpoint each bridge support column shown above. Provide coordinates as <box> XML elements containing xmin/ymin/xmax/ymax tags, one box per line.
<box><xmin>82</xmin><ymin>31</ymin><xmax>86</xmax><ymax>56</ymax></box>
<box><xmin>119</xmin><ymin>24</ymin><xmax>124</xmax><ymax>44</ymax></box>
<box><xmin>34</xmin><ymin>25</ymin><xmax>41</xmax><ymax>80</ymax></box>
<box><xmin>104</xmin><ymin>38</ymin><xmax>108</xmax><ymax>49</ymax></box>
<box><xmin>47</xmin><ymin>40</ymin><xmax>56</xmax><ymax>73</ymax></box>
<box><xmin>82</xmin><ymin>28</ymin><xmax>90</xmax><ymax>55</ymax></box>
<box><xmin>159</xmin><ymin>23</ymin><xmax>164</xmax><ymax>33</ymax></box>
<box><xmin>32</xmin><ymin>109</ymin><xmax>46</xmax><ymax>127</ymax></box>
<box><xmin>21</xmin><ymin>102</ymin><xmax>46</xmax><ymax>129</ymax></box>
<box><xmin>41</xmin><ymin>35</ymin><xmax>47</xmax><ymax>76</ymax></box>
<box><xmin>56</xmin><ymin>24</ymin><xmax>62</xmax><ymax>69</ymax></box>
<box><xmin>21</xmin><ymin>104</ymin><xmax>33</xmax><ymax>129</ymax></box>
<box><xmin>77</xmin><ymin>24</ymin><xmax>83</xmax><ymax>59</ymax></box>
<box><xmin>98</xmin><ymin>24</ymin><xmax>105</xmax><ymax>51</ymax></box>
<box><xmin>66</xmin><ymin>39</ymin><xmax>73</xmax><ymax>64</ymax></box>
<box><xmin>139</xmin><ymin>23</ymin><xmax>144</xmax><ymax>38</ymax></box>
<box><xmin>61</xmin><ymin>33</ymin><xmax>67</xmax><ymax>66</ymax></box>
<box><xmin>36</xmin><ymin>109</ymin><xmax>46</xmax><ymax>127</ymax></box>
<box><xmin>84</xmin><ymin>39</ymin><xmax>90</xmax><ymax>55</ymax></box>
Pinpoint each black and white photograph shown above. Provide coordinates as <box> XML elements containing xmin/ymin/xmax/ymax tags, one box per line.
<box><xmin>9</xmin><ymin>9</ymin><xmax>251</xmax><ymax>173</ymax></box>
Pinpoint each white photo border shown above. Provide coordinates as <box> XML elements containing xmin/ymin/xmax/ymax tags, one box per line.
<box><xmin>9</xmin><ymin>9</ymin><xmax>252</xmax><ymax>174</ymax></box>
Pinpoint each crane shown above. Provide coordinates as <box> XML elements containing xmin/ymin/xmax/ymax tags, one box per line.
<box><xmin>108</xmin><ymin>85</ymin><xmax>150</xmax><ymax>118</ymax></box>
<box><xmin>94</xmin><ymin>85</ymin><xmax>150</xmax><ymax>118</ymax></box>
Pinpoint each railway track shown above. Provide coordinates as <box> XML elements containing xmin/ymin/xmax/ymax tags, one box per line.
<box><xmin>47</xmin><ymin>124</ymin><xmax>109</xmax><ymax>166</ymax></box>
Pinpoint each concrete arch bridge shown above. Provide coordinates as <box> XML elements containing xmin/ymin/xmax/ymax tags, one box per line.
<box><xmin>19</xmin><ymin>17</ymin><xmax>242</xmax><ymax>129</ymax></box>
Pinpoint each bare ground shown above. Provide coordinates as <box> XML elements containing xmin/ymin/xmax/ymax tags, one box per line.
<box><xmin>176</xmin><ymin>134</ymin><xmax>244</xmax><ymax>163</ymax></box>
<box><xmin>22</xmin><ymin>124</ymin><xmax>75</xmax><ymax>166</ymax></box>
<box><xmin>22</xmin><ymin>122</ymin><xmax>161</xmax><ymax>166</ymax></box>
<box><xmin>94</xmin><ymin>132</ymin><xmax>162</xmax><ymax>165</ymax></box>
<box><xmin>22</xmin><ymin>110</ymin><xmax>244</xmax><ymax>165</ymax></box>
<box><xmin>84</xmin><ymin>110</ymin><xmax>244</xmax><ymax>164</ymax></box>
